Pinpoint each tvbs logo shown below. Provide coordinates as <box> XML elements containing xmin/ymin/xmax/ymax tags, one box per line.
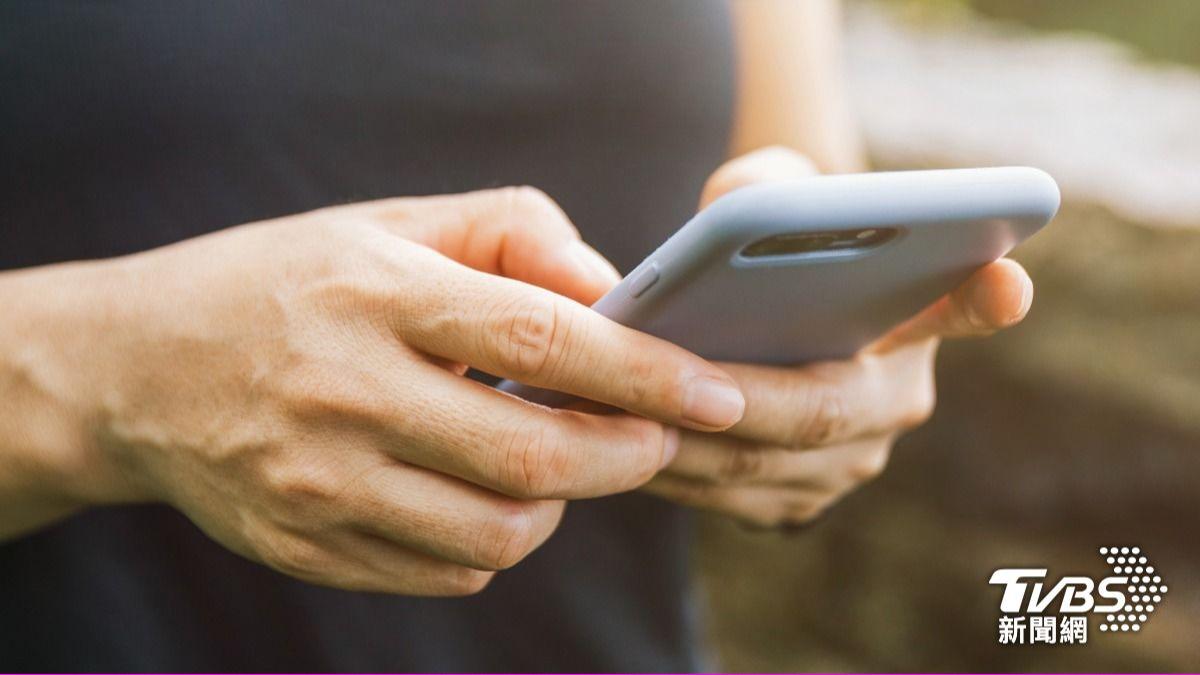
<box><xmin>988</xmin><ymin>546</ymin><xmax>1168</xmax><ymax>645</ymax></box>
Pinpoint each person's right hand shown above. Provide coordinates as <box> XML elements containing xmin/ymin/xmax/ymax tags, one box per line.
<box><xmin>9</xmin><ymin>187</ymin><xmax>745</xmax><ymax>594</ymax></box>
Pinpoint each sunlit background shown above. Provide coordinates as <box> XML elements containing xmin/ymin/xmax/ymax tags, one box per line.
<box><xmin>697</xmin><ymin>0</ymin><xmax>1200</xmax><ymax>670</ymax></box>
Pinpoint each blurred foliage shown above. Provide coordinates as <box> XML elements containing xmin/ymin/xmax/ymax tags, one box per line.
<box><xmin>885</xmin><ymin>0</ymin><xmax>1200</xmax><ymax>66</ymax></box>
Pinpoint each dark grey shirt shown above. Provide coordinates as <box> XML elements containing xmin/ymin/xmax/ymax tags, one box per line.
<box><xmin>0</xmin><ymin>1</ymin><xmax>735</xmax><ymax>670</ymax></box>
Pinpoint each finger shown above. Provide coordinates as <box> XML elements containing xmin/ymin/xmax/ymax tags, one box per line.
<box><xmin>343</xmin><ymin>186</ymin><xmax>621</xmax><ymax>305</ymax></box>
<box><xmin>255</xmin><ymin>528</ymin><xmax>495</xmax><ymax>596</ymax></box>
<box><xmin>642</xmin><ymin>474</ymin><xmax>834</xmax><ymax>528</ymax></box>
<box><xmin>348</xmin><ymin>463</ymin><xmax>565</xmax><ymax>571</ymax></box>
<box><xmin>340</xmin><ymin>532</ymin><xmax>498</xmax><ymax>595</ymax></box>
<box><xmin>700</xmin><ymin>146</ymin><xmax>818</xmax><ymax>209</ymax></box>
<box><xmin>870</xmin><ymin>259</ymin><xmax>1034</xmax><ymax>353</ymax></box>
<box><xmin>664</xmin><ymin>432</ymin><xmax>892</xmax><ymax>488</ymax></box>
<box><xmin>715</xmin><ymin>349</ymin><xmax>935</xmax><ymax>448</ymax></box>
<box><xmin>399</xmin><ymin>253</ymin><xmax>745</xmax><ymax>431</ymax></box>
<box><xmin>384</xmin><ymin>363</ymin><xmax>680</xmax><ymax>499</ymax></box>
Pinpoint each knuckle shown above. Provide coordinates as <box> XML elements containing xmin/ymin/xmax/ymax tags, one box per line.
<box><xmin>761</xmin><ymin>146</ymin><xmax>818</xmax><ymax>176</ymax></box>
<box><xmin>263</xmin><ymin>459</ymin><xmax>340</xmax><ymax>506</ymax></box>
<box><xmin>669</xmin><ymin>479</ymin><xmax>716</xmax><ymax>505</ymax></box>
<box><xmin>259</xmin><ymin>535</ymin><xmax>328</xmax><ymax>580</ymax></box>
<box><xmin>616</xmin><ymin>357</ymin><xmax>657</xmax><ymax>410</ymax></box>
<box><xmin>790</xmin><ymin>383</ymin><xmax>849</xmax><ymax>447</ymax></box>
<box><xmin>278</xmin><ymin>364</ymin><xmax>386</xmax><ymax>429</ymax></box>
<box><xmin>344</xmin><ymin>465</ymin><xmax>405</xmax><ymax>524</ymax></box>
<box><xmin>687</xmin><ymin>481</ymin><xmax>720</xmax><ymax>504</ymax></box>
<box><xmin>284</xmin><ymin>474</ymin><xmax>335</xmax><ymax>504</ymax></box>
<box><xmin>663</xmin><ymin>479</ymin><xmax>726</xmax><ymax>511</ymax></box>
<box><xmin>702</xmin><ymin>170</ymin><xmax>739</xmax><ymax>203</ymax></box>
<box><xmin>473</xmin><ymin>503</ymin><xmax>538</xmax><ymax>570</ymax></box>
<box><xmin>703</xmin><ymin>147</ymin><xmax>816</xmax><ymax>204</ymax></box>
<box><xmin>486</xmin><ymin>295</ymin><xmax>567</xmax><ymax>381</ymax></box>
<box><xmin>507</xmin><ymin>185</ymin><xmax>556</xmax><ymax>211</ymax></box>
<box><xmin>705</xmin><ymin>156</ymin><xmax>756</xmax><ymax>197</ymax></box>
<box><xmin>626</xmin><ymin>421</ymin><xmax>670</xmax><ymax>486</ymax></box>
<box><xmin>498</xmin><ymin>418</ymin><xmax>571</xmax><ymax>497</ymax></box>
<box><xmin>718</xmin><ymin>448</ymin><xmax>767</xmax><ymax>483</ymax></box>
<box><xmin>500</xmin><ymin>186</ymin><xmax>572</xmax><ymax>231</ymax></box>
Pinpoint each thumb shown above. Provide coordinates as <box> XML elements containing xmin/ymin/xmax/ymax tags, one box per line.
<box><xmin>512</xmin><ymin>237</ymin><xmax>621</xmax><ymax>307</ymax></box>
<box><xmin>868</xmin><ymin>258</ymin><xmax>1034</xmax><ymax>354</ymax></box>
<box><xmin>354</xmin><ymin>186</ymin><xmax>621</xmax><ymax>305</ymax></box>
<box><xmin>484</xmin><ymin>187</ymin><xmax>621</xmax><ymax>305</ymax></box>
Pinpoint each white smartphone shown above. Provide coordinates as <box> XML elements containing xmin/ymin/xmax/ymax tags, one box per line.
<box><xmin>501</xmin><ymin>167</ymin><xmax>1059</xmax><ymax>403</ymax></box>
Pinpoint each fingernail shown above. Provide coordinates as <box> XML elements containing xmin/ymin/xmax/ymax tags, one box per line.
<box><xmin>681</xmin><ymin>376</ymin><xmax>745</xmax><ymax>429</ymax></box>
<box><xmin>1015</xmin><ymin>277</ymin><xmax>1034</xmax><ymax>322</ymax></box>
<box><xmin>563</xmin><ymin>240</ymin><xmax>621</xmax><ymax>286</ymax></box>
<box><xmin>660</xmin><ymin>427</ymin><xmax>680</xmax><ymax>469</ymax></box>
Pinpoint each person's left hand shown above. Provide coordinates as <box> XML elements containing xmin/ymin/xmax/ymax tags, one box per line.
<box><xmin>641</xmin><ymin>147</ymin><xmax>1034</xmax><ymax>527</ymax></box>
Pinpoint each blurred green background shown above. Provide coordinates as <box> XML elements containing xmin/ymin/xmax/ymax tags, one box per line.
<box><xmin>969</xmin><ymin>0</ymin><xmax>1200</xmax><ymax>66</ymax></box>
<box><xmin>697</xmin><ymin>1</ymin><xmax>1200</xmax><ymax>671</ymax></box>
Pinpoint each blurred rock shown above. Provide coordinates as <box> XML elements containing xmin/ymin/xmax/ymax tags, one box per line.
<box><xmin>844</xmin><ymin>1</ymin><xmax>1200</xmax><ymax>229</ymax></box>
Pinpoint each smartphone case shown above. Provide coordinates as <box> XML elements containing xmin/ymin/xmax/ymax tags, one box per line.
<box><xmin>501</xmin><ymin>167</ymin><xmax>1058</xmax><ymax>403</ymax></box>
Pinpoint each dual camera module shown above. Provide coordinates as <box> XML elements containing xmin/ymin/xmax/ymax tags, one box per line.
<box><xmin>739</xmin><ymin>227</ymin><xmax>898</xmax><ymax>258</ymax></box>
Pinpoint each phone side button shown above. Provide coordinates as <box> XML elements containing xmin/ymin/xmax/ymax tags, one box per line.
<box><xmin>627</xmin><ymin>262</ymin><xmax>660</xmax><ymax>298</ymax></box>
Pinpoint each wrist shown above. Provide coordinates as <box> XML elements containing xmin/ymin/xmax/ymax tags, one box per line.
<box><xmin>0</xmin><ymin>260</ymin><xmax>150</xmax><ymax>514</ymax></box>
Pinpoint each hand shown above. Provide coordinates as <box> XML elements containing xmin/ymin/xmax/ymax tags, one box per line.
<box><xmin>3</xmin><ymin>187</ymin><xmax>747</xmax><ymax>593</ymax></box>
<box><xmin>642</xmin><ymin>148</ymin><xmax>1034</xmax><ymax>527</ymax></box>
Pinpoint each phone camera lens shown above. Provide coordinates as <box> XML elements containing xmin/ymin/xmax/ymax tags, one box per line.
<box><xmin>740</xmin><ymin>228</ymin><xmax>897</xmax><ymax>259</ymax></box>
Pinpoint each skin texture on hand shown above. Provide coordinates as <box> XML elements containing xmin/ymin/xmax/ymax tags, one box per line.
<box><xmin>641</xmin><ymin>147</ymin><xmax>1035</xmax><ymax>527</ymax></box>
<box><xmin>0</xmin><ymin>186</ymin><xmax>748</xmax><ymax>594</ymax></box>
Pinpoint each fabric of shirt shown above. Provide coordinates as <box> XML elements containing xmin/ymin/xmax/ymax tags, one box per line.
<box><xmin>0</xmin><ymin>1</ymin><xmax>735</xmax><ymax>671</ymax></box>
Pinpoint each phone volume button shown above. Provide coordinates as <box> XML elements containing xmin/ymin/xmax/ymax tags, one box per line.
<box><xmin>627</xmin><ymin>262</ymin><xmax>660</xmax><ymax>298</ymax></box>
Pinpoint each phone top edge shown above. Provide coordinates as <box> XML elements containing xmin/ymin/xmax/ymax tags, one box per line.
<box><xmin>595</xmin><ymin>166</ymin><xmax>1059</xmax><ymax>316</ymax></box>
<box><xmin>701</xmin><ymin>166</ymin><xmax>1061</xmax><ymax>227</ymax></box>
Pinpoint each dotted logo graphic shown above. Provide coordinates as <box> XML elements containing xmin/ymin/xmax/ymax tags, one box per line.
<box><xmin>1098</xmin><ymin>546</ymin><xmax>1167</xmax><ymax>633</ymax></box>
